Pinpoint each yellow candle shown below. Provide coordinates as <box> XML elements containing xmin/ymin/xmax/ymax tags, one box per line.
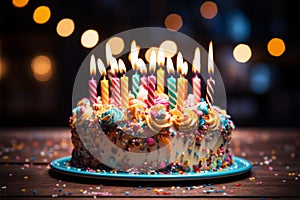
<box><xmin>176</xmin><ymin>53</ymin><xmax>187</xmax><ymax>109</ymax></box>
<box><xmin>101</xmin><ymin>77</ymin><xmax>109</xmax><ymax>104</ymax></box>
<box><xmin>119</xmin><ymin>59</ymin><xmax>128</xmax><ymax>108</ymax></box>
<box><xmin>157</xmin><ymin>48</ymin><xmax>165</xmax><ymax>94</ymax></box>
<box><xmin>177</xmin><ymin>76</ymin><xmax>185</xmax><ymax>109</ymax></box>
<box><xmin>97</xmin><ymin>58</ymin><xmax>109</xmax><ymax>104</ymax></box>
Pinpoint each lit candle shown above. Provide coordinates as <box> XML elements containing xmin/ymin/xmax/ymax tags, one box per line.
<box><xmin>106</xmin><ymin>43</ymin><xmax>114</xmax><ymax>99</ymax></box>
<box><xmin>148</xmin><ymin>50</ymin><xmax>156</xmax><ymax>107</ymax></box>
<box><xmin>137</xmin><ymin>58</ymin><xmax>148</xmax><ymax>91</ymax></box>
<box><xmin>97</xmin><ymin>58</ymin><xmax>109</xmax><ymax>105</ymax></box>
<box><xmin>206</xmin><ymin>41</ymin><xmax>215</xmax><ymax>106</ymax></box>
<box><xmin>176</xmin><ymin>52</ymin><xmax>186</xmax><ymax>109</ymax></box>
<box><xmin>183</xmin><ymin>61</ymin><xmax>188</xmax><ymax>101</ymax></box>
<box><xmin>167</xmin><ymin>56</ymin><xmax>176</xmax><ymax>109</ymax></box>
<box><xmin>130</xmin><ymin>41</ymin><xmax>140</xmax><ymax>98</ymax></box>
<box><xmin>192</xmin><ymin>47</ymin><xmax>201</xmax><ymax>103</ymax></box>
<box><xmin>110</xmin><ymin>57</ymin><xmax>121</xmax><ymax>107</ymax></box>
<box><xmin>119</xmin><ymin>59</ymin><xmax>128</xmax><ymax>108</ymax></box>
<box><xmin>156</xmin><ymin>47</ymin><xmax>165</xmax><ymax>94</ymax></box>
<box><xmin>106</xmin><ymin>43</ymin><xmax>113</xmax><ymax>66</ymax></box>
<box><xmin>89</xmin><ymin>54</ymin><xmax>97</xmax><ymax>105</ymax></box>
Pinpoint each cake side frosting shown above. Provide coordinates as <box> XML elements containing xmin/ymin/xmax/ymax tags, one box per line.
<box><xmin>69</xmin><ymin>93</ymin><xmax>235</xmax><ymax>174</ymax></box>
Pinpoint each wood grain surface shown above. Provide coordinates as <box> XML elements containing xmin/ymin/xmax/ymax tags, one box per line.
<box><xmin>0</xmin><ymin>128</ymin><xmax>299</xmax><ymax>199</ymax></box>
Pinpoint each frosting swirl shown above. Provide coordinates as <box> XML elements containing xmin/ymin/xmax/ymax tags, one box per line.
<box><xmin>204</xmin><ymin>108</ymin><xmax>220</xmax><ymax>130</ymax></box>
<box><xmin>197</xmin><ymin>102</ymin><xmax>209</xmax><ymax>115</ymax></box>
<box><xmin>154</xmin><ymin>94</ymin><xmax>169</xmax><ymax>108</ymax></box>
<box><xmin>146</xmin><ymin>104</ymin><xmax>171</xmax><ymax>134</ymax></box>
<box><xmin>99</xmin><ymin>108</ymin><xmax>124</xmax><ymax>128</ymax></box>
<box><xmin>170</xmin><ymin>108</ymin><xmax>198</xmax><ymax>133</ymax></box>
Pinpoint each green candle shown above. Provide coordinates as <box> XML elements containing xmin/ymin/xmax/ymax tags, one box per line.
<box><xmin>167</xmin><ymin>57</ymin><xmax>176</xmax><ymax>109</ymax></box>
<box><xmin>132</xmin><ymin>72</ymin><xmax>140</xmax><ymax>98</ymax></box>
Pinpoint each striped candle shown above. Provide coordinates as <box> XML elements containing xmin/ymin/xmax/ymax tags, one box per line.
<box><xmin>157</xmin><ymin>48</ymin><xmax>165</xmax><ymax>94</ymax></box>
<box><xmin>132</xmin><ymin>73</ymin><xmax>140</xmax><ymax>98</ymax></box>
<box><xmin>192</xmin><ymin>47</ymin><xmax>201</xmax><ymax>103</ymax></box>
<box><xmin>177</xmin><ymin>76</ymin><xmax>185</xmax><ymax>109</ymax></box>
<box><xmin>89</xmin><ymin>55</ymin><xmax>97</xmax><ymax>105</ymax></box>
<box><xmin>167</xmin><ymin>56</ymin><xmax>176</xmax><ymax>109</ymax></box>
<box><xmin>111</xmin><ymin>57</ymin><xmax>121</xmax><ymax>107</ymax></box>
<box><xmin>97</xmin><ymin>58</ymin><xmax>109</xmax><ymax>104</ymax></box>
<box><xmin>130</xmin><ymin>41</ymin><xmax>140</xmax><ymax>98</ymax></box>
<box><xmin>206</xmin><ymin>41</ymin><xmax>215</xmax><ymax>106</ymax></box>
<box><xmin>119</xmin><ymin>59</ymin><xmax>129</xmax><ymax>108</ymax></box>
<box><xmin>183</xmin><ymin>61</ymin><xmax>188</xmax><ymax>101</ymax></box>
<box><xmin>176</xmin><ymin>52</ymin><xmax>184</xmax><ymax>108</ymax></box>
<box><xmin>148</xmin><ymin>50</ymin><xmax>157</xmax><ymax>107</ymax></box>
<box><xmin>137</xmin><ymin>58</ymin><xmax>148</xmax><ymax>91</ymax></box>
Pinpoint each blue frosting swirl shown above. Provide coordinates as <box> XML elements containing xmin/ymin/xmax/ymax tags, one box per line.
<box><xmin>220</xmin><ymin>115</ymin><xmax>232</xmax><ymax>131</ymax></box>
<box><xmin>197</xmin><ymin>102</ymin><xmax>209</xmax><ymax>115</ymax></box>
<box><xmin>99</xmin><ymin>108</ymin><xmax>124</xmax><ymax>128</ymax></box>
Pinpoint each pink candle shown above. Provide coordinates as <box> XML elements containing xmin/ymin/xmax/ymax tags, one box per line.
<box><xmin>89</xmin><ymin>55</ymin><xmax>97</xmax><ymax>105</ymax></box>
<box><xmin>148</xmin><ymin>50</ymin><xmax>156</xmax><ymax>107</ymax></box>
<box><xmin>141</xmin><ymin>76</ymin><xmax>148</xmax><ymax>90</ymax></box>
<box><xmin>110</xmin><ymin>57</ymin><xmax>121</xmax><ymax>107</ymax></box>
<box><xmin>192</xmin><ymin>47</ymin><xmax>201</xmax><ymax>103</ymax></box>
<box><xmin>193</xmin><ymin>75</ymin><xmax>201</xmax><ymax>103</ymax></box>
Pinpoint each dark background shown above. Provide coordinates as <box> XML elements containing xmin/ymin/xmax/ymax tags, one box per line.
<box><xmin>0</xmin><ymin>0</ymin><xmax>299</xmax><ymax>127</ymax></box>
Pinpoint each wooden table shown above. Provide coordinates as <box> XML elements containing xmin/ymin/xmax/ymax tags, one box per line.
<box><xmin>0</xmin><ymin>128</ymin><xmax>299</xmax><ymax>199</ymax></box>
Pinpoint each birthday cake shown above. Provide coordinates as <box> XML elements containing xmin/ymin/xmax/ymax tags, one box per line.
<box><xmin>69</xmin><ymin>41</ymin><xmax>235</xmax><ymax>174</ymax></box>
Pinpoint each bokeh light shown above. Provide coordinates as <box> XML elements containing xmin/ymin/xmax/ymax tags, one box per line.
<box><xmin>226</xmin><ymin>12</ymin><xmax>251</xmax><ymax>42</ymax></box>
<box><xmin>12</xmin><ymin>0</ymin><xmax>29</xmax><ymax>8</ymax></box>
<box><xmin>159</xmin><ymin>40</ymin><xmax>177</xmax><ymax>58</ymax></box>
<box><xmin>145</xmin><ymin>47</ymin><xmax>159</xmax><ymax>63</ymax></box>
<box><xmin>200</xmin><ymin>1</ymin><xmax>218</xmax><ymax>19</ymax></box>
<box><xmin>107</xmin><ymin>37</ymin><xmax>124</xmax><ymax>55</ymax></box>
<box><xmin>267</xmin><ymin>38</ymin><xmax>286</xmax><ymax>57</ymax></box>
<box><xmin>81</xmin><ymin>29</ymin><xmax>99</xmax><ymax>48</ymax></box>
<box><xmin>250</xmin><ymin>63</ymin><xmax>271</xmax><ymax>94</ymax></box>
<box><xmin>33</xmin><ymin>6</ymin><xmax>51</xmax><ymax>24</ymax></box>
<box><xmin>164</xmin><ymin>13</ymin><xmax>183</xmax><ymax>31</ymax></box>
<box><xmin>0</xmin><ymin>58</ymin><xmax>7</xmax><ymax>80</ymax></box>
<box><xmin>233</xmin><ymin>44</ymin><xmax>252</xmax><ymax>63</ymax></box>
<box><xmin>31</xmin><ymin>55</ymin><xmax>53</xmax><ymax>82</ymax></box>
<box><xmin>56</xmin><ymin>18</ymin><xmax>75</xmax><ymax>37</ymax></box>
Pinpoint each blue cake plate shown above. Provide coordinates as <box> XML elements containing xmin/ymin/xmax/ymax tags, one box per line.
<box><xmin>50</xmin><ymin>156</ymin><xmax>252</xmax><ymax>181</ymax></box>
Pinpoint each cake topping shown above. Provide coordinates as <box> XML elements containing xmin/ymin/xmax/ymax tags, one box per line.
<box><xmin>146</xmin><ymin>104</ymin><xmax>171</xmax><ymax>134</ymax></box>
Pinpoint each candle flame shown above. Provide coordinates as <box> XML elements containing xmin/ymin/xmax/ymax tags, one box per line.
<box><xmin>167</xmin><ymin>56</ymin><xmax>174</xmax><ymax>75</ymax></box>
<box><xmin>149</xmin><ymin>49</ymin><xmax>156</xmax><ymax>73</ymax></box>
<box><xmin>192</xmin><ymin>47</ymin><xmax>200</xmax><ymax>74</ymax></box>
<box><xmin>90</xmin><ymin>54</ymin><xmax>96</xmax><ymax>76</ymax></box>
<box><xmin>182</xmin><ymin>61</ymin><xmax>188</xmax><ymax>76</ymax></box>
<box><xmin>118</xmin><ymin>59</ymin><xmax>126</xmax><ymax>74</ymax></box>
<box><xmin>97</xmin><ymin>58</ymin><xmax>106</xmax><ymax>77</ymax></box>
<box><xmin>177</xmin><ymin>52</ymin><xmax>183</xmax><ymax>74</ymax></box>
<box><xmin>106</xmin><ymin>43</ymin><xmax>113</xmax><ymax>66</ymax></box>
<box><xmin>157</xmin><ymin>47</ymin><xmax>165</xmax><ymax>67</ymax></box>
<box><xmin>137</xmin><ymin>58</ymin><xmax>147</xmax><ymax>75</ymax></box>
<box><xmin>110</xmin><ymin>57</ymin><xmax>119</xmax><ymax>75</ymax></box>
<box><xmin>129</xmin><ymin>40</ymin><xmax>140</xmax><ymax>71</ymax></box>
<box><xmin>208</xmin><ymin>41</ymin><xmax>214</xmax><ymax>75</ymax></box>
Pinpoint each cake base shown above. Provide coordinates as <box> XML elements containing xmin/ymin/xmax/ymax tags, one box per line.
<box><xmin>50</xmin><ymin>156</ymin><xmax>252</xmax><ymax>181</ymax></box>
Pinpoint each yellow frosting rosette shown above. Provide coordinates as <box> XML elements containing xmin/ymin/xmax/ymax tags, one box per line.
<box><xmin>204</xmin><ymin>107</ymin><xmax>221</xmax><ymax>130</ymax></box>
<box><xmin>170</xmin><ymin>108</ymin><xmax>198</xmax><ymax>133</ymax></box>
<box><xmin>146</xmin><ymin>104</ymin><xmax>171</xmax><ymax>134</ymax></box>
